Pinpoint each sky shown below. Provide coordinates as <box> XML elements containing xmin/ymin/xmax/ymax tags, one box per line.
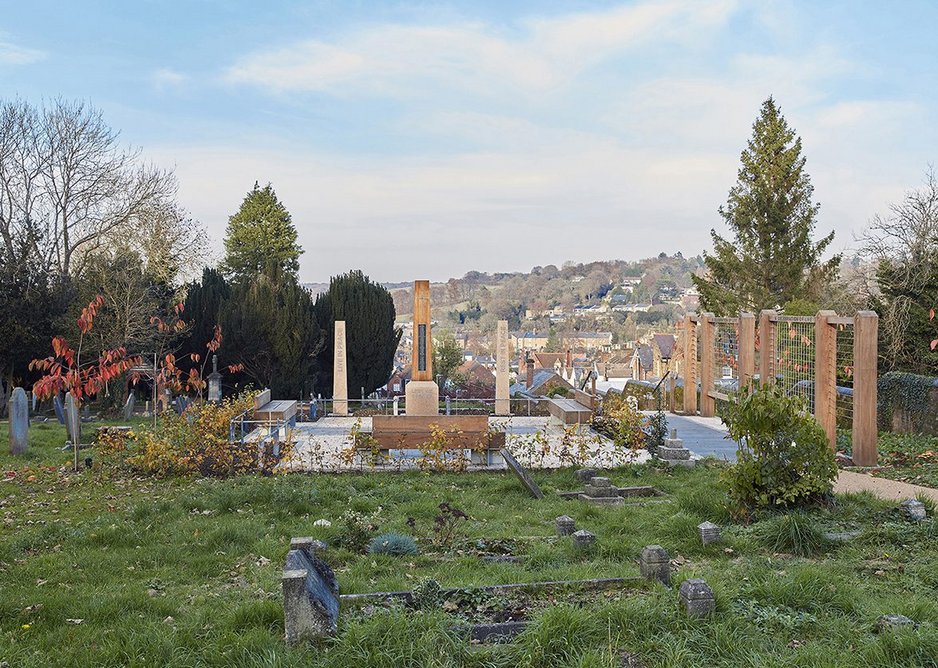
<box><xmin>2</xmin><ymin>0</ymin><xmax>937</xmax><ymax>283</ymax></box>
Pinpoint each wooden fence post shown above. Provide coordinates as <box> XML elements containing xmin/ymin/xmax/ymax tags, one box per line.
<box><xmin>683</xmin><ymin>314</ymin><xmax>698</xmax><ymax>414</ymax></box>
<box><xmin>739</xmin><ymin>312</ymin><xmax>756</xmax><ymax>392</ymax></box>
<box><xmin>814</xmin><ymin>311</ymin><xmax>837</xmax><ymax>450</ymax></box>
<box><xmin>759</xmin><ymin>310</ymin><xmax>777</xmax><ymax>387</ymax></box>
<box><xmin>699</xmin><ymin>313</ymin><xmax>715</xmax><ymax>417</ymax></box>
<box><xmin>853</xmin><ymin>311</ymin><xmax>879</xmax><ymax>466</ymax></box>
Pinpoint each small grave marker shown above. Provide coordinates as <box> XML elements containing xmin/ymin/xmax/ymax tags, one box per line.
<box><xmin>639</xmin><ymin>545</ymin><xmax>670</xmax><ymax>586</ymax></box>
<box><xmin>678</xmin><ymin>578</ymin><xmax>715</xmax><ymax>617</ymax></box>
<box><xmin>572</xmin><ymin>529</ymin><xmax>595</xmax><ymax>550</ymax></box>
<box><xmin>900</xmin><ymin>498</ymin><xmax>927</xmax><ymax>521</ymax></box>
<box><xmin>282</xmin><ymin>537</ymin><xmax>339</xmax><ymax>645</ymax></box>
<box><xmin>500</xmin><ymin>448</ymin><xmax>544</xmax><ymax>499</ymax></box>
<box><xmin>698</xmin><ymin>521</ymin><xmax>721</xmax><ymax>545</ymax></box>
<box><xmin>555</xmin><ymin>515</ymin><xmax>576</xmax><ymax>536</ymax></box>
<box><xmin>8</xmin><ymin>387</ymin><xmax>28</xmax><ymax>455</ymax></box>
<box><xmin>123</xmin><ymin>392</ymin><xmax>135</xmax><ymax>420</ymax></box>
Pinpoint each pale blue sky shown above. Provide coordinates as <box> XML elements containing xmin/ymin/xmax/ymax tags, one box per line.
<box><xmin>2</xmin><ymin>1</ymin><xmax>936</xmax><ymax>282</ymax></box>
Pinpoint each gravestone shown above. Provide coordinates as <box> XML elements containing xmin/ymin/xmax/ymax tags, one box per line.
<box><xmin>678</xmin><ymin>578</ymin><xmax>715</xmax><ymax>617</ymax></box>
<box><xmin>575</xmin><ymin>468</ymin><xmax>597</xmax><ymax>483</ymax></box>
<box><xmin>495</xmin><ymin>320</ymin><xmax>510</xmax><ymax>415</ymax></box>
<box><xmin>53</xmin><ymin>395</ymin><xmax>65</xmax><ymax>424</ymax></box>
<box><xmin>698</xmin><ymin>521</ymin><xmax>721</xmax><ymax>546</ymax></box>
<box><xmin>658</xmin><ymin>429</ymin><xmax>694</xmax><ymax>467</ymax></box>
<box><xmin>64</xmin><ymin>392</ymin><xmax>81</xmax><ymax>446</ymax></box>
<box><xmin>875</xmin><ymin>614</ymin><xmax>916</xmax><ymax>632</ymax></box>
<box><xmin>405</xmin><ymin>280</ymin><xmax>439</xmax><ymax>416</ymax></box>
<box><xmin>282</xmin><ymin>537</ymin><xmax>339</xmax><ymax>645</ymax></box>
<box><xmin>572</xmin><ymin>529</ymin><xmax>595</xmax><ymax>550</ymax></box>
<box><xmin>900</xmin><ymin>498</ymin><xmax>927</xmax><ymax>521</ymax></box>
<box><xmin>584</xmin><ymin>477</ymin><xmax>617</xmax><ymax>498</ymax></box>
<box><xmin>333</xmin><ymin>321</ymin><xmax>348</xmax><ymax>416</ymax></box>
<box><xmin>500</xmin><ymin>448</ymin><xmax>544</xmax><ymax>499</ymax></box>
<box><xmin>207</xmin><ymin>356</ymin><xmax>222</xmax><ymax>404</ymax></box>
<box><xmin>639</xmin><ymin>545</ymin><xmax>670</xmax><ymax>586</ymax></box>
<box><xmin>123</xmin><ymin>392</ymin><xmax>135</xmax><ymax>420</ymax></box>
<box><xmin>8</xmin><ymin>387</ymin><xmax>28</xmax><ymax>455</ymax></box>
<box><xmin>555</xmin><ymin>515</ymin><xmax>576</xmax><ymax>536</ymax></box>
<box><xmin>175</xmin><ymin>396</ymin><xmax>191</xmax><ymax>415</ymax></box>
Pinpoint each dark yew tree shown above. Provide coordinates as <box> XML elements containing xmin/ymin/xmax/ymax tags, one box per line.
<box><xmin>179</xmin><ymin>267</ymin><xmax>231</xmax><ymax>366</ymax></box>
<box><xmin>694</xmin><ymin>97</ymin><xmax>840</xmax><ymax>315</ymax></box>
<box><xmin>315</xmin><ymin>270</ymin><xmax>401</xmax><ymax>399</ymax></box>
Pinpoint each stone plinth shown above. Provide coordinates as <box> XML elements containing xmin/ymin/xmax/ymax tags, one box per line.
<box><xmin>8</xmin><ymin>387</ymin><xmax>28</xmax><ymax>455</ymax></box>
<box><xmin>575</xmin><ymin>468</ymin><xmax>597</xmax><ymax>482</ymax></box>
<box><xmin>698</xmin><ymin>521</ymin><xmax>721</xmax><ymax>545</ymax></box>
<box><xmin>678</xmin><ymin>578</ymin><xmax>715</xmax><ymax>617</ymax></box>
<box><xmin>639</xmin><ymin>545</ymin><xmax>670</xmax><ymax>586</ymax></box>
<box><xmin>405</xmin><ymin>380</ymin><xmax>439</xmax><ymax>416</ymax></box>
<box><xmin>658</xmin><ymin>430</ymin><xmax>694</xmax><ymax>468</ymax></box>
<box><xmin>572</xmin><ymin>529</ymin><xmax>595</xmax><ymax>550</ymax></box>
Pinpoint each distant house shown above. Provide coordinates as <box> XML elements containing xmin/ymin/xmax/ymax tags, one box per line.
<box><xmin>456</xmin><ymin>360</ymin><xmax>496</xmax><ymax>398</ymax></box>
<box><xmin>652</xmin><ymin>334</ymin><xmax>676</xmax><ymax>378</ymax></box>
<box><xmin>630</xmin><ymin>345</ymin><xmax>654</xmax><ymax>381</ymax></box>
<box><xmin>531</xmin><ymin>352</ymin><xmax>566</xmax><ymax>370</ymax></box>
<box><xmin>509</xmin><ymin>366</ymin><xmax>573</xmax><ymax>398</ymax></box>
<box><xmin>562</xmin><ymin>332</ymin><xmax>613</xmax><ymax>351</ymax></box>
<box><xmin>510</xmin><ymin>331</ymin><xmax>550</xmax><ymax>352</ymax></box>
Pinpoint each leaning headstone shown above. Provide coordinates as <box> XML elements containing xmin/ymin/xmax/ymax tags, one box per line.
<box><xmin>575</xmin><ymin>468</ymin><xmax>597</xmax><ymax>483</ymax></box>
<box><xmin>874</xmin><ymin>614</ymin><xmax>916</xmax><ymax>632</ymax></box>
<box><xmin>900</xmin><ymin>498</ymin><xmax>927</xmax><ymax>522</ymax></box>
<box><xmin>175</xmin><ymin>396</ymin><xmax>191</xmax><ymax>415</ymax></box>
<box><xmin>639</xmin><ymin>545</ymin><xmax>671</xmax><ymax>586</ymax></box>
<box><xmin>8</xmin><ymin>387</ymin><xmax>28</xmax><ymax>455</ymax></box>
<box><xmin>64</xmin><ymin>392</ymin><xmax>81</xmax><ymax>446</ymax></box>
<box><xmin>282</xmin><ymin>537</ymin><xmax>339</xmax><ymax>645</ymax></box>
<box><xmin>500</xmin><ymin>448</ymin><xmax>544</xmax><ymax>499</ymax></box>
<box><xmin>572</xmin><ymin>529</ymin><xmax>595</xmax><ymax>550</ymax></box>
<box><xmin>698</xmin><ymin>521</ymin><xmax>721</xmax><ymax>546</ymax></box>
<box><xmin>678</xmin><ymin>578</ymin><xmax>715</xmax><ymax>617</ymax></box>
<box><xmin>53</xmin><ymin>395</ymin><xmax>65</xmax><ymax>424</ymax></box>
<box><xmin>555</xmin><ymin>515</ymin><xmax>576</xmax><ymax>537</ymax></box>
<box><xmin>123</xmin><ymin>392</ymin><xmax>135</xmax><ymax>420</ymax></box>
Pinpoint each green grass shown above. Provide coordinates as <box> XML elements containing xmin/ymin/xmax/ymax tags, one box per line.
<box><xmin>2</xmin><ymin>424</ymin><xmax>938</xmax><ymax>666</ymax></box>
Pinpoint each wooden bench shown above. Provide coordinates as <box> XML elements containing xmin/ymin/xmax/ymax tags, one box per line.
<box><xmin>252</xmin><ymin>389</ymin><xmax>298</xmax><ymax>427</ymax></box>
<box><xmin>364</xmin><ymin>415</ymin><xmax>505</xmax><ymax>451</ymax></box>
<box><xmin>547</xmin><ymin>398</ymin><xmax>592</xmax><ymax>425</ymax></box>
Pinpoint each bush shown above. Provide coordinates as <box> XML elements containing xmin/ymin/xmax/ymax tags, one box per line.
<box><xmin>721</xmin><ymin>385</ymin><xmax>836</xmax><ymax>511</ymax></box>
<box><xmin>592</xmin><ymin>392</ymin><xmax>645</xmax><ymax>449</ymax></box>
<box><xmin>339</xmin><ymin>508</ymin><xmax>381</xmax><ymax>553</ymax></box>
<box><xmin>98</xmin><ymin>392</ymin><xmax>271</xmax><ymax>477</ymax></box>
<box><xmin>756</xmin><ymin>512</ymin><xmax>827</xmax><ymax>557</ymax></box>
<box><xmin>368</xmin><ymin>533</ymin><xmax>418</xmax><ymax>556</ymax></box>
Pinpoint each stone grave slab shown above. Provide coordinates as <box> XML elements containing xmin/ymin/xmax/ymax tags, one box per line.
<box><xmin>500</xmin><ymin>448</ymin><xmax>544</xmax><ymax>499</ymax></box>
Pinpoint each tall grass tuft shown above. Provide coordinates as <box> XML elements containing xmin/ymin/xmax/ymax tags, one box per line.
<box><xmin>756</xmin><ymin>512</ymin><xmax>827</xmax><ymax>557</ymax></box>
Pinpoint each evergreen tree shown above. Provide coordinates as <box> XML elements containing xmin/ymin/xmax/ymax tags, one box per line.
<box><xmin>179</xmin><ymin>267</ymin><xmax>231</xmax><ymax>367</ymax></box>
<box><xmin>222</xmin><ymin>183</ymin><xmax>303</xmax><ymax>281</ymax></box>
<box><xmin>315</xmin><ymin>270</ymin><xmax>402</xmax><ymax>399</ymax></box>
<box><xmin>693</xmin><ymin>98</ymin><xmax>840</xmax><ymax>315</ymax></box>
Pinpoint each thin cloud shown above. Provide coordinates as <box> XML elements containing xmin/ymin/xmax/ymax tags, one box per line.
<box><xmin>152</xmin><ymin>67</ymin><xmax>189</xmax><ymax>89</ymax></box>
<box><xmin>0</xmin><ymin>39</ymin><xmax>45</xmax><ymax>65</ymax></box>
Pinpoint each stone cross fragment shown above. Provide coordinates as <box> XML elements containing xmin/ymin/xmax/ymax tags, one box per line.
<box><xmin>678</xmin><ymin>578</ymin><xmax>715</xmax><ymax>617</ymax></box>
<box><xmin>698</xmin><ymin>521</ymin><xmax>721</xmax><ymax>545</ymax></box>
<box><xmin>282</xmin><ymin>538</ymin><xmax>339</xmax><ymax>645</ymax></box>
<box><xmin>555</xmin><ymin>515</ymin><xmax>576</xmax><ymax>536</ymax></box>
<box><xmin>639</xmin><ymin>545</ymin><xmax>671</xmax><ymax>586</ymax></box>
<box><xmin>8</xmin><ymin>387</ymin><xmax>28</xmax><ymax>455</ymax></box>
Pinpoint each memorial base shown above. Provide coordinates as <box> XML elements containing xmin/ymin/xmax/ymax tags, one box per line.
<box><xmin>405</xmin><ymin>381</ymin><xmax>439</xmax><ymax>416</ymax></box>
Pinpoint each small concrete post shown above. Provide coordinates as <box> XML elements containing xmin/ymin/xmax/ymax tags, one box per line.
<box><xmin>555</xmin><ymin>515</ymin><xmax>576</xmax><ymax>536</ymax></box>
<box><xmin>572</xmin><ymin>529</ymin><xmax>595</xmax><ymax>550</ymax></box>
<box><xmin>8</xmin><ymin>387</ymin><xmax>28</xmax><ymax>455</ymax></box>
<box><xmin>679</xmin><ymin>578</ymin><xmax>716</xmax><ymax>617</ymax></box>
<box><xmin>639</xmin><ymin>545</ymin><xmax>671</xmax><ymax>586</ymax></box>
<box><xmin>698</xmin><ymin>521</ymin><xmax>721</xmax><ymax>545</ymax></box>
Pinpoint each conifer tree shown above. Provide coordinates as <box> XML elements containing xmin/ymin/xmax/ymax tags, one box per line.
<box><xmin>693</xmin><ymin>98</ymin><xmax>839</xmax><ymax>315</ymax></box>
<box><xmin>315</xmin><ymin>270</ymin><xmax>402</xmax><ymax>399</ymax></box>
<box><xmin>222</xmin><ymin>183</ymin><xmax>302</xmax><ymax>281</ymax></box>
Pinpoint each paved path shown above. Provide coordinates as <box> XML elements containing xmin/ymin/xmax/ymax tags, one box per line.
<box><xmin>835</xmin><ymin>470</ymin><xmax>938</xmax><ymax>503</ymax></box>
<box><xmin>662</xmin><ymin>413</ymin><xmax>736</xmax><ymax>461</ymax></box>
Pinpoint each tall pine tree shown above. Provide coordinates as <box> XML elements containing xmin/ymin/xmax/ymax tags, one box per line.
<box><xmin>315</xmin><ymin>270</ymin><xmax>402</xmax><ymax>399</ymax></box>
<box><xmin>222</xmin><ymin>183</ymin><xmax>303</xmax><ymax>281</ymax></box>
<box><xmin>693</xmin><ymin>97</ymin><xmax>839</xmax><ymax>315</ymax></box>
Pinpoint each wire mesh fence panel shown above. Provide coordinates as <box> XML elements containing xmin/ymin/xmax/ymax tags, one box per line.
<box><xmin>835</xmin><ymin>322</ymin><xmax>855</xmax><ymax>429</ymax></box>
<box><xmin>712</xmin><ymin>318</ymin><xmax>741</xmax><ymax>398</ymax></box>
<box><xmin>775</xmin><ymin>317</ymin><xmax>816</xmax><ymax>412</ymax></box>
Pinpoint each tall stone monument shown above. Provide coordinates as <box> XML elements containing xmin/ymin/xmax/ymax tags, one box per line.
<box><xmin>405</xmin><ymin>280</ymin><xmax>439</xmax><ymax>415</ymax></box>
<box><xmin>495</xmin><ymin>320</ymin><xmax>510</xmax><ymax>415</ymax></box>
<box><xmin>333</xmin><ymin>320</ymin><xmax>348</xmax><ymax>416</ymax></box>
<box><xmin>8</xmin><ymin>387</ymin><xmax>28</xmax><ymax>455</ymax></box>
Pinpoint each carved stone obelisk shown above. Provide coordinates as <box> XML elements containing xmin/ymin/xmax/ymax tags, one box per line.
<box><xmin>495</xmin><ymin>320</ymin><xmax>510</xmax><ymax>415</ymax></box>
<box><xmin>405</xmin><ymin>280</ymin><xmax>439</xmax><ymax>415</ymax></box>
<box><xmin>333</xmin><ymin>320</ymin><xmax>348</xmax><ymax>416</ymax></box>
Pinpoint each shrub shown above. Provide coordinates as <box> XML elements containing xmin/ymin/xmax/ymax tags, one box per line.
<box><xmin>592</xmin><ymin>392</ymin><xmax>645</xmax><ymax>449</ymax></box>
<box><xmin>339</xmin><ymin>508</ymin><xmax>381</xmax><ymax>553</ymax></box>
<box><xmin>721</xmin><ymin>385</ymin><xmax>836</xmax><ymax>511</ymax></box>
<box><xmin>411</xmin><ymin>578</ymin><xmax>443</xmax><ymax>610</ymax></box>
<box><xmin>368</xmin><ymin>532</ymin><xmax>418</xmax><ymax>557</ymax></box>
<box><xmin>756</xmin><ymin>512</ymin><xmax>827</xmax><ymax>557</ymax></box>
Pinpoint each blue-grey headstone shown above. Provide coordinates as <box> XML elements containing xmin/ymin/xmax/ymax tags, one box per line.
<box><xmin>31</xmin><ymin>391</ymin><xmax>37</xmax><ymax>413</ymax></box>
<box><xmin>123</xmin><ymin>392</ymin><xmax>135</xmax><ymax>420</ymax></box>
<box><xmin>53</xmin><ymin>395</ymin><xmax>65</xmax><ymax>424</ymax></box>
<box><xmin>65</xmin><ymin>392</ymin><xmax>81</xmax><ymax>445</ymax></box>
<box><xmin>282</xmin><ymin>540</ymin><xmax>339</xmax><ymax>644</ymax></box>
<box><xmin>8</xmin><ymin>387</ymin><xmax>28</xmax><ymax>455</ymax></box>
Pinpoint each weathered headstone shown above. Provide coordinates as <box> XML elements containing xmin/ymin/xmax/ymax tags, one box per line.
<box><xmin>900</xmin><ymin>498</ymin><xmax>927</xmax><ymax>521</ymax></box>
<box><xmin>555</xmin><ymin>515</ymin><xmax>576</xmax><ymax>536</ymax></box>
<box><xmin>207</xmin><ymin>356</ymin><xmax>222</xmax><ymax>404</ymax></box>
<box><xmin>575</xmin><ymin>468</ymin><xmax>597</xmax><ymax>483</ymax></box>
<box><xmin>658</xmin><ymin>430</ymin><xmax>694</xmax><ymax>467</ymax></box>
<box><xmin>874</xmin><ymin>614</ymin><xmax>916</xmax><ymax>632</ymax></box>
<box><xmin>333</xmin><ymin>320</ymin><xmax>348</xmax><ymax>416</ymax></box>
<box><xmin>53</xmin><ymin>395</ymin><xmax>65</xmax><ymax>424</ymax></box>
<box><xmin>698</xmin><ymin>521</ymin><xmax>721</xmax><ymax>546</ymax></box>
<box><xmin>64</xmin><ymin>392</ymin><xmax>81</xmax><ymax>446</ymax></box>
<box><xmin>572</xmin><ymin>529</ymin><xmax>595</xmax><ymax>550</ymax></box>
<box><xmin>282</xmin><ymin>537</ymin><xmax>339</xmax><ymax>645</ymax></box>
<box><xmin>175</xmin><ymin>396</ymin><xmax>191</xmax><ymax>415</ymax></box>
<box><xmin>495</xmin><ymin>320</ymin><xmax>510</xmax><ymax>416</ymax></box>
<box><xmin>678</xmin><ymin>578</ymin><xmax>715</xmax><ymax>617</ymax></box>
<box><xmin>8</xmin><ymin>387</ymin><xmax>28</xmax><ymax>455</ymax></box>
<box><xmin>584</xmin><ymin>476</ymin><xmax>617</xmax><ymax>498</ymax></box>
<box><xmin>500</xmin><ymin>448</ymin><xmax>544</xmax><ymax>499</ymax></box>
<box><xmin>123</xmin><ymin>392</ymin><xmax>135</xmax><ymax>420</ymax></box>
<box><xmin>405</xmin><ymin>280</ymin><xmax>439</xmax><ymax>416</ymax></box>
<box><xmin>639</xmin><ymin>545</ymin><xmax>671</xmax><ymax>586</ymax></box>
